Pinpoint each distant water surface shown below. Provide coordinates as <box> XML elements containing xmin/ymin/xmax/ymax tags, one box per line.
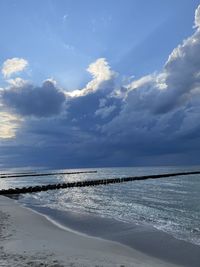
<box><xmin>1</xmin><ymin>166</ymin><xmax>200</xmax><ymax>246</ymax></box>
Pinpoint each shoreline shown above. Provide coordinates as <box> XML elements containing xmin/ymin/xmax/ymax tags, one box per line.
<box><xmin>0</xmin><ymin>195</ymin><xmax>182</xmax><ymax>267</ymax></box>
<box><xmin>24</xmin><ymin>204</ymin><xmax>200</xmax><ymax>267</ymax></box>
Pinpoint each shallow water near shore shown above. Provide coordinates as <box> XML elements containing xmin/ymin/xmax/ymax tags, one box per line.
<box><xmin>1</xmin><ymin>166</ymin><xmax>200</xmax><ymax>248</ymax></box>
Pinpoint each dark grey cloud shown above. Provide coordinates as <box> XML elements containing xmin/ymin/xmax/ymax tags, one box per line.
<box><xmin>1</xmin><ymin>80</ymin><xmax>66</xmax><ymax>117</ymax></box>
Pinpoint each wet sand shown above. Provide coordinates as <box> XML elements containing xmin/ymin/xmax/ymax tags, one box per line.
<box><xmin>0</xmin><ymin>195</ymin><xmax>182</xmax><ymax>267</ymax></box>
<box><xmin>30</xmin><ymin>206</ymin><xmax>200</xmax><ymax>267</ymax></box>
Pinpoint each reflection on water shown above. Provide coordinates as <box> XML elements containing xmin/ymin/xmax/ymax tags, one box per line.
<box><xmin>1</xmin><ymin>166</ymin><xmax>200</xmax><ymax>245</ymax></box>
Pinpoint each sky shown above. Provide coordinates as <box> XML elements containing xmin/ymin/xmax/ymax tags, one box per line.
<box><xmin>0</xmin><ymin>0</ymin><xmax>200</xmax><ymax>168</ymax></box>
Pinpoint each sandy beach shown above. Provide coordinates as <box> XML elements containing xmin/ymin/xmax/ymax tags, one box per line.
<box><xmin>0</xmin><ymin>195</ymin><xmax>182</xmax><ymax>267</ymax></box>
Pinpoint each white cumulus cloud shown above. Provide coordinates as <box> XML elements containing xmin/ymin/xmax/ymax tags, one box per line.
<box><xmin>2</xmin><ymin>58</ymin><xmax>28</xmax><ymax>78</ymax></box>
<box><xmin>194</xmin><ymin>4</ymin><xmax>200</xmax><ymax>29</ymax></box>
<box><xmin>67</xmin><ymin>58</ymin><xmax>115</xmax><ymax>97</ymax></box>
<box><xmin>6</xmin><ymin>77</ymin><xmax>28</xmax><ymax>87</ymax></box>
<box><xmin>87</xmin><ymin>58</ymin><xmax>114</xmax><ymax>82</ymax></box>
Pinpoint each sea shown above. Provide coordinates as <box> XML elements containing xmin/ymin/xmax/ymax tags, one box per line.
<box><xmin>1</xmin><ymin>166</ymin><xmax>200</xmax><ymax>247</ymax></box>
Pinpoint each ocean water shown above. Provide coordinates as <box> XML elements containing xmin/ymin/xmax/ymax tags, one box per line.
<box><xmin>1</xmin><ymin>166</ymin><xmax>200</xmax><ymax>246</ymax></box>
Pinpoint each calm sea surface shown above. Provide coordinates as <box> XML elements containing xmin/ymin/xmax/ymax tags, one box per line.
<box><xmin>1</xmin><ymin>166</ymin><xmax>200</xmax><ymax>245</ymax></box>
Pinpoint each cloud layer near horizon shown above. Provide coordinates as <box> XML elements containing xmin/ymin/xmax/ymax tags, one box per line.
<box><xmin>1</xmin><ymin>5</ymin><xmax>200</xmax><ymax>168</ymax></box>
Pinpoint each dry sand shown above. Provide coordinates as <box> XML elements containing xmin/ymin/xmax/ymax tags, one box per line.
<box><xmin>0</xmin><ymin>195</ymin><xmax>181</xmax><ymax>267</ymax></box>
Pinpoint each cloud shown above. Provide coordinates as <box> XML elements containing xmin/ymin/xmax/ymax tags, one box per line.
<box><xmin>6</xmin><ymin>77</ymin><xmax>27</xmax><ymax>87</ymax></box>
<box><xmin>127</xmin><ymin>74</ymin><xmax>156</xmax><ymax>91</ymax></box>
<box><xmin>87</xmin><ymin>58</ymin><xmax>114</xmax><ymax>82</ymax></box>
<box><xmin>1</xmin><ymin>80</ymin><xmax>66</xmax><ymax>117</ymax></box>
<box><xmin>125</xmin><ymin>15</ymin><xmax>200</xmax><ymax>115</ymax></box>
<box><xmin>0</xmin><ymin>111</ymin><xmax>22</xmax><ymax>139</ymax></box>
<box><xmin>1</xmin><ymin>5</ymin><xmax>200</xmax><ymax>167</ymax></box>
<box><xmin>155</xmin><ymin>28</ymin><xmax>200</xmax><ymax>113</ymax></box>
<box><xmin>67</xmin><ymin>58</ymin><xmax>115</xmax><ymax>97</ymax></box>
<box><xmin>0</xmin><ymin>99</ymin><xmax>22</xmax><ymax>139</ymax></box>
<box><xmin>194</xmin><ymin>4</ymin><xmax>200</xmax><ymax>29</ymax></box>
<box><xmin>2</xmin><ymin>58</ymin><xmax>28</xmax><ymax>78</ymax></box>
<box><xmin>95</xmin><ymin>104</ymin><xmax>116</xmax><ymax>119</ymax></box>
